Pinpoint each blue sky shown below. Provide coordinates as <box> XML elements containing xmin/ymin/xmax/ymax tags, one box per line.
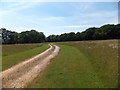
<box><xmin>0</xmin><ymin>2</ymin><xmax>118</xmax><ymax>36</ymax></box>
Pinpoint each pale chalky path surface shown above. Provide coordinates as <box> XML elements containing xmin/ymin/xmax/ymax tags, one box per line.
<box><xmin>0</xmin><ymin>44</ymin><xmax>60</xmax><ymax>88</ymax></box>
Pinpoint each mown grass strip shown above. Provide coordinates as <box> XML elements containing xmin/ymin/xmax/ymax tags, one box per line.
<box><xmin>29</xmin><ymin>44</ymin><xmax>105</xmax><ymax>88</ymax></box>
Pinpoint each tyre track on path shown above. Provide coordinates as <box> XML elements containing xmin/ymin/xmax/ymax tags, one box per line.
<box><xmin>0</xmin><ymin>44</ymin><xmax>60</xmax><ymax>88</ymax></box>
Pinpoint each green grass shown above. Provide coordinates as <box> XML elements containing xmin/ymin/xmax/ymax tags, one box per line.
<box><xmin>28</xmin><ymin>40</ymin><xmax>118</xmax><ymax>88</ymax></box>
<box><xmin>2</xmin><ymin>43</ymin><xmax>49</xmax><ymax>71</ymax></box>
<box><xmin>2</xmin><ymin>44</ymin><xmax>42</xmax><ymax>57</ymax></box>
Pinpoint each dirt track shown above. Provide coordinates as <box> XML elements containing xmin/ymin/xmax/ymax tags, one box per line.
<box><xmin>0</xmin><ymin>44</ymin><xmax>60</xmax><ymax>88</ymax></box>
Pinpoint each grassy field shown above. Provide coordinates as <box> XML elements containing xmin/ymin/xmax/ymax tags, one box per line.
<box><xmin>2</xmin><ymin>43</ymin><xmax>48</xmax><ymax>71</ymax></box>
<box><xmin>28</xmin><ymin>40</ymin><xmax>118</xmax><ymax>88</ymax></box>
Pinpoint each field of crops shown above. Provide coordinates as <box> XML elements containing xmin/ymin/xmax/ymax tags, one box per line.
<box><xmin>28</xmin><ymin>40</ymin><xmax>118</xmax><ymax>88</ymax></box>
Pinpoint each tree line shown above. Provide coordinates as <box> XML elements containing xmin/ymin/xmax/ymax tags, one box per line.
<box><xmin>0</xmin><ymin>24</ymin><xmax>120</xmax><ymax>44</ymax></box>
<box><xmin>1</xmin><ymin>28</ymin><xmax>46</xmax><ymax>44</ymax></box>
<box><xmin>47</xmin><ymin>24</ymin><xmax>120</xmax><ymax>42</ymax></box>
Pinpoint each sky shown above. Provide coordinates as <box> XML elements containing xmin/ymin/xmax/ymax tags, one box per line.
<box><xmin>0</xmin><ymin>1</ymin><xmax>118</xmax><ymax>36</ymax></box>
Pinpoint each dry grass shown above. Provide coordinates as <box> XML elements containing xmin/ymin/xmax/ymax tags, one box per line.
<box><xmin>65</xmin><ymin>39</ymin><xmax>118</xmax><ymax>87</ymax></box>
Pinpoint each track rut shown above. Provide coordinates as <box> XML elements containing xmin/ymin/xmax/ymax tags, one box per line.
<box><xmin>0</xmin><ymin>44</ymin><xmax>60</xmax><ymax>88</ymax></box>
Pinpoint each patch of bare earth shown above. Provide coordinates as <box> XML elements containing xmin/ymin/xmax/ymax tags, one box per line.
<box><xmin>0</xmin><ymin>44</ymin><xmax>60</xmax><ymax>88</ymax></box>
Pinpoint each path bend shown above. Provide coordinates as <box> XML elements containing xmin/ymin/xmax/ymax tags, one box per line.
<box><xmin>0</xmin><ymin>44</ymin><xmax>60</xmax><ymax>88</ymax></box>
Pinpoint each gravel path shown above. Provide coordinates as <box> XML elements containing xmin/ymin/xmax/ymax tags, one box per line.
<box><xmin>0</xmin><ymin>44</ymin><xmax>60</xmax><ymax>88</ymax></box>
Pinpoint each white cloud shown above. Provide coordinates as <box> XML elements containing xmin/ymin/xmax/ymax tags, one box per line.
<box><xmin>84</xmin><ymin>11</ymin><xmax>117</xmax><ymax>18</ymax></box>
<box><xmin>0</xmin><ymin>2</ymin><xmax>38</xmax><ymax>17</ymax></box>
<box><xmin>64</xmin><ymin>26</ymin><xmax>81</xmax><ymax>28</ymax></box>
<box><xmin>64</xmin><ymin>25</ymin><xmax>93</xmax><ymax>28</ymax></box>
<box><xmin>0</xmin><ymin>1</ymin><xmax>118</xmax><ymax>36</ymax></box>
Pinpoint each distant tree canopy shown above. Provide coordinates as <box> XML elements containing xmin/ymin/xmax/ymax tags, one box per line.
<box><xmin>46</xmin><ymin>24</ymin><xmax>120</xmax><ymax>42</ymax></box>
<box><xmin>1</xmin><ymin>24</ymin><xmax>120</xmax><ymax>44</ymax></box>
<box><xmin>1</xmin><ymin>29</ymin><xmax>46</xmax><ymax>44</ymax></box>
